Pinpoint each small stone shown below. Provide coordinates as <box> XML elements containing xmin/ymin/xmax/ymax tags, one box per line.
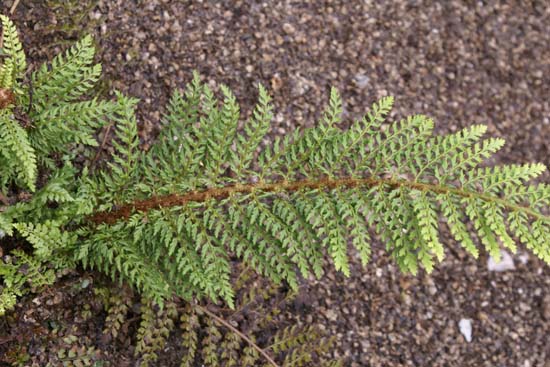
<box><xmin>171</xmin><ymin>20</ymin><xmax>182</xmax><ymax>33</ymax></box>
<box><xmin>519</xmin><ymin>302</ymin><xmax>531</xmax><ymax>312</ymax></box>
<box><xmin>282</xmin><ymin>23</ymin><xmax>295</xmax><ymax>35</ymax></box>
<box><xmin>324</xmin><ymin>309</ymin><xmax>338</xmax><ymax>322</ymax></box>
<box><xmin>518</xmin><ymin>252</ymin><xmax>529</xmax><ymax>265</ymax></box>
<box><xmin>458</xmin><ymin>318</ymin><xmax>473</xmax><ymax>343</ymax></box>
<box><xmin>270</xmin><ymin>74</ymin><xmax>283</xmax><ymax>91</ymax></box>
<box><xmin>275</xmin><ymin>34</ymin><xmax>284</xmax><ymax>45</ymax></box>
<box><xmin>425</xmin><ymin>278</ymin><xmax>437</xmax><ymax>295</ymax></box>
<box><xmin>354</xmin><ymin>74</ymin><xmax>370</xmax><ymax>89</ymax></box>
<box><xmin>487</xmin><ymin>250</ymin><xmax>515</xmax><ymax>272</ymax></box>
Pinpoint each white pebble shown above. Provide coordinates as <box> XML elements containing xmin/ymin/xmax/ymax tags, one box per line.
<box><xmin>487</xmin><ymin>250</ymin><xmax>515</xmax><ymax>272</ymax></box>
<box><xmin>354</xmin><ymin>74</ymin><xmax>370</xmax><ymax>89</ymax></box>
<box><xmin>458</xmin><ymin>318</ymin><xmax>473</xmax><ymax>343</ymax></box>
<box><xmin>518</xmin><ymin>252</ymin><xmax>529</xmax><ymax>265</ymax></box>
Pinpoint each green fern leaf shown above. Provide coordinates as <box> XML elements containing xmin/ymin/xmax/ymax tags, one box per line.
<box><xmin>0</xmin><ymin>15</ymin><xmax>26</xmax><ymax>88</ymax></box>
<box><xmin>0</xmin><ymin>110</ymin><xmax>37</xmax><ymax>191</ymax></box>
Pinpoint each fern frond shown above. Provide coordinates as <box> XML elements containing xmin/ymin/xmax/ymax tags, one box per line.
<box><xmin>29</xmin><ymin>99</ymin><xmax>120</xmax><ymax>158</ymax></box>
<box><xmin>14</xmin><ymin>220</ymin><xmax>76</xmax><ymax>264</ymax></box>
<box><xmin>4</xmin><ymin>17</ymin><xmax>548</xmax><ymax>365</ymax></box>
<box><xmin>179</xmin><ymin>304</ymin><xmax>199</xmax><ymax>367</ymax></box>
<box><xmin>134</xmin><ymin>299</ymin><xmax>177</xmax><ymax>367</ymax></box>
<box><xmin>0</xmin><ymin>249</ymin><xmax>55</xmax><ymax>315</ymax></box>
<box><xmin>0</xmin><ymin>15</ymin><xmax>26</xmax><ymax>89</ymax></box>
<box><xmin>31</xmin><ymin>34</ymin><xmax>100</xmax><ymax>111</ymax></box>
<box><xmin>84</xmin><ymin>78</ymin><xmax>550</xmax><ymax>307</ymax></box>
<box><xmin>97</xmin><ymin>93</ymin><xmax>140</xmax><ymax>204</ymax></box>
<box><xmin>102</xmin><ymin>288</ymin><xmax>132</xmax><ymax>339</ymax></box>
<box><xmin>202</xmin><ymin>317</ymin><xmax>222</xmax><ymax>366</ymax></box>
<box><xmin>3</xmin><ymin>12</ymin><xmax>550</xmax><ymax>327</ymax></box>
<box><xmin>0</xmin><ymin>110</ymin><xmax>37</xmax><ymax>191</ymax></box>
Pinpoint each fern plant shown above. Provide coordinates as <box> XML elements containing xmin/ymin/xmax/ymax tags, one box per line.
<box><xmin>1</xmin><ymin>14</ymin><xmax>550</xmax><ymax>365</ymax></box>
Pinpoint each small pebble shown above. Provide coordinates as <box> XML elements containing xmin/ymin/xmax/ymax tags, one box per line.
<box><xmin>487</xmin><ymin>250</ymin><xmax>515</xmax><ymax>272</ymax></box>
<box><xmin>458</xmin><ymin>318</ymin><xmax>473</xmax><ymax>343</ymax></box>
<box><xmin>354</xmin><ymin>74</ymin><xmax>370</xmax><ymax>89</ymax></box>
<box><xmin>282</xmin><ymin>23</ymin><xmax>296</xmax><ymax>34</ymax></box>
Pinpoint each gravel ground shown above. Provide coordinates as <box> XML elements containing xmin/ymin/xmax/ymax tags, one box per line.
<box><xmin>3</xmin><ymin>0</ymin><xmax>550</xmax><ymax>366</ymax></box>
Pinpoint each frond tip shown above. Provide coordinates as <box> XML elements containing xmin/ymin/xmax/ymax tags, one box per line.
<box><xmin>0</xmin><ymin>14</ymin><xmax>26</xmax><ymax>88</ymax></box>
<box><xmin>85</xmin><ymin>76</ymin><xmax>550</xmax><ymax>305</ymax></box>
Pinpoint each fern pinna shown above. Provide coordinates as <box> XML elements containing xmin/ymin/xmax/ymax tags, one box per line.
<box><xmin>1</xmin><ymin>15</ymin><xmax>550</xmax><ymax>314</ymax></box>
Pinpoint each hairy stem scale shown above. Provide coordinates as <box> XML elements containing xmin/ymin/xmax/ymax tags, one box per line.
<box><xmin>88</xmin><ymin>176</ymin><xmax>547</xmax><ymax>225</ymax></box>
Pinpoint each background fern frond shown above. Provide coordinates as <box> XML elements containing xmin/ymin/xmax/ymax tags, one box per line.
<box><xmin>14</xmin><ymin>220</ymin><xmax>76</xmax><ymax>267</ymax></box>
<box><xmin>0</xmin><ymin>15</ymin><xmax>26</xmax><ymax>89</ymax></box>
<box><xmin>31</xmin><ymin>34</ymin><xmax>100</xmax><ymax>111</ymax></box>
<box><xmin>29</xmin><ymin>99</ymin><xmax>120</xmax><ymax>159</ymax></box>
<box><xmin>0</xmin><ymin>110</ymin><xmax>37</xmax><ymax>191</ymax></box>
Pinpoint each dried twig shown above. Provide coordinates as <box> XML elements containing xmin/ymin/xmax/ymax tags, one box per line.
<box><xmin>195</xmin><ymin>304</ymin><xmax>280</xmax><ymax>367</ymax></box>
<box><xmin>10</xmin><ymin>0</ymin><xmax>21</xmax><ymax>14</ymax></box>
<box><xmin>90</xmin><ymin>123</ymin><xmax>113</xmax><ymax>168</ymax></box>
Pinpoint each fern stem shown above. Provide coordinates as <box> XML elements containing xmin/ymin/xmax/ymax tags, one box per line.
<box><xmin>88</xmin><ymin>176</ymin><xmax>548</xmax><ymax>225</ymax></box>
<box><xmin>196</xmin><ymin>304</ymin><xmax>280</xmax><ymax>367</ymax></box>
<box><xmin>90</xmin><ymin>123</ymin><xmax>113</xmax><ymax>169</ymax></box>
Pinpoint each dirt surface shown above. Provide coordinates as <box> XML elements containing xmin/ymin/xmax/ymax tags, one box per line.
<box><xmin>1</xmin><ymin>0</ymin><xmax>550</xmax><ymax>366</ymax></box>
